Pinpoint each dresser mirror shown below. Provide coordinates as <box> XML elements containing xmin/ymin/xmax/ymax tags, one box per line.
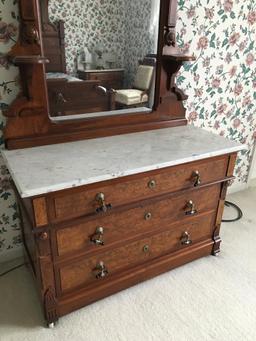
<box><xmin>40</xmin><ymin>0</ymin><xmax>160</xmax><ymax>119</ymax></box>
<box><xmin>4</xmin><ymin>0</ymin><xmax>194</xmax><ymax>149</ymax></box>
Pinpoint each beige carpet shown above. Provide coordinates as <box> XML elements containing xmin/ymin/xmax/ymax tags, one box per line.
<box><xmin>0</xmin><ymin>188</ymin><xmax>256</xmax><ymax>341</ymax></box>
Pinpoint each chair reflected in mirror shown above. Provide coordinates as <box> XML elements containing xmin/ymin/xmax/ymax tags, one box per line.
<box><xmin>114</xmin><ymin>58</ymin><xmax>156</xmax><ymax>109</ymax></box>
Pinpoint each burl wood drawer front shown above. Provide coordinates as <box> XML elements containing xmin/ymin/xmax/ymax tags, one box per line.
<box><xmin>55</xmin><ymin>184</ymin><xmax>221</xmax><ymax>258</ymax></box>
<box><xmin>58</xmin><ymin>212</ymin><xmax>216</xmax><ymax>294</ymax></box>
<box><xmin>50</xmin><ymin>156</ymin><xmax>228</xmax><ymax>222</ymax></box>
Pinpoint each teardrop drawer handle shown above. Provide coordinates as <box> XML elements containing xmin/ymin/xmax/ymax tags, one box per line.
<box><xmin>191</xmin><ymin>170</ymin><xmax>201</xmax><ymax>187</ymax></box>
<box><xmin>90</xmin><ymin>227</ymin><xmax>105</xmax><ymax>246</ymax></box>
<box><xmin>95</xmin><ymin>192</ymin><xmax>112</xmax><ymax>213</ymax></box>
<box><xmin>94</xmin><ymin>261</ymin><xmax>109</xmax><ymax>279</ymax></box>
<box><xmin>180</xmin><ymin>231</ymin><xmax>192</xmax><ymax>245</ymax></box>
<box><xmin>148</xmin><ymin>180</ymin><xmax>156</xmax><ymax>189</ymax></box>
<box><xmin>185</xmin><ymin>200</ymin><xmax>198</xmax><ymax>216</ymax></box>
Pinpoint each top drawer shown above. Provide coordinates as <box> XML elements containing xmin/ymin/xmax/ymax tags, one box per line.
<box><xmin>48</xmin><ymin>156</ymin><xmax>229</xmax><ymax>222</ymax></box>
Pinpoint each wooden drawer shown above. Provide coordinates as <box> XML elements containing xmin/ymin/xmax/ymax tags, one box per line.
<box><xmin>57</xmin><ymin>212</ymin><xmax>216</xmax><ymax>294</ymax></box>
<box><xmin>55</xmin><ymin>184</ymin><xmax>220</xmax><ymax>259</ymax></box>
<box><xmin>49</xmin><ymin>156</ymin><xmax>228</xmax><ymax>223</ymax></box>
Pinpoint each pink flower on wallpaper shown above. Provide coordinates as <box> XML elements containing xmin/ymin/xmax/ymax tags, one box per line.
<box><xmin>246</xmin><ymin>53</ymin><xmax>254</xmax><ymax>66</ymax></box>
<box><xmin>217</xmin><ymin>104</ymin><xmax>228</xmax><ymax>114</ymax></box>
<box><xmin>187</xmin><ymin>6</ymin><xmax>196</xmax><ymax>18</ymax></box>
<box><xmin>214</xmin><ymin>120</ymin><xmax>220</xmax><ymax>130</ymax></box>
<box><xmin>188</xmin><ymin>111</ymin><xmax>198</xmax><ymax>122</ymax></box>
<box><xmin>242</xmin><ymin>96</ymin><xmax>252</xmax><ymax>107</ymax></box>
<box><xmin>195</xmin><ymin>88</ymin><xmax>203</xmax><ymax>97</ymax></box>
<box><xmin>234</xmin><ymin>83</ymin><xmax>243</xmax><ymax>96</ymax></box>
<box><xmin>247</xmin><ymin>11</ymin><xmax>256</xmax><ymax>25</ymax></box>
<box><xmin>253</xmin><ymin>80</ymin><xmax>256</xmax><ymax>88</ymax></box>
<box><xmin>225</xmin><ymin>53</ymin><xmax>232</xmax><ymax>64</ymax></box>
<box><xmin>203</xmin><ymin>57</ymin><xmax>211</xmax><ymax>67</ymax></box>
<box><xmin>229</xmin><ymin>66</ymin><xmax>237</xmax><ymax>77</ymax></box>
<box><xmin>205</xmin><ymin>8</ymin><xmax>214</xmax><ymax>20</ymax></box>
<box><xmin>253</xmin><ymin>131</ymin><xmax>256</xmax><ymax>140</ymax></box>
<box><xmin>224</xmin><ymin>0</ymin><xmax>233</xmax><ymax>12</ymax></box>
<box><xmin>194</xmin><ymin>74</ymin><xmax>200</xmax><ymax>82</ymax></box>
<box><xmin>212</xmin><ymin>78</ymin><xmax>221</xmax><ymax>88</ymax></box>
<box><xmin>239</xmin><ymin>42</ymin><xmax>246</xmax><ymax>51</ymax></box>
<box><xmin>197</xmin><ymin>37</ymin><xmax>208</xmax><ymax>50</ymax></box>
<box><xmin>233</xmin><ymin>118</ymin><xmax>241</xmax><ymax>128</ymax></box>
<box><xmin>229</xmin><ymin>33</ymin><xmax>240</xmax><ymax>46</ymax></box>
<box><xmin>0</xmin><ymin>22</ymin><xmax>17</xmax><ymax>43</ymax></box>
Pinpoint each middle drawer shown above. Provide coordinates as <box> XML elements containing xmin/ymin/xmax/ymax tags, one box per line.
<box><xmin>54</xmin><ymin>184</ymin><xmax>221</xmax><ymax>259</ymax></box>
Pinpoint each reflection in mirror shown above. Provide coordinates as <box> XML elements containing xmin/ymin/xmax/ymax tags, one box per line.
<box><xmin>40</xmin><ymin>0</ymin><xmax>160</xmax><ymax>119</ymax></box>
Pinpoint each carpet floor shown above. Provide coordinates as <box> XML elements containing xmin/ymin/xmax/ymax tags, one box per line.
<box><xmin>0</xmin><ymin>188</ymin><xmax>256</xmax><ymax>341</ymax></box>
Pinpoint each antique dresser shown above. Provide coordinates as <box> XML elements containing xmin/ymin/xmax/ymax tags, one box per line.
<box><xmin>2</xmin><ymin>0</ymin><xmax>244</xmax><ymax>327</ymax></box>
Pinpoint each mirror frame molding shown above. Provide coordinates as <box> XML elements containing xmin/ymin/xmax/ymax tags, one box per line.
<box><xmin>4</xmin><ymin>0</ymin><xmax>194</xmax><ymax>149</ymax></box>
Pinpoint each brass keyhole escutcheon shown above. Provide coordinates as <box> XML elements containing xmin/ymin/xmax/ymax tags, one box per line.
<box><xmin>39</xmin><ymin>232</ymin><xmax>48</xmax><ymax>241</ymax></box>
<box><xmin>143</xmin><ymin>244</ymin><xmax>150</xmax><ymax>253</ymax></box>
<box><xmin>148</xmin><ymin>180</ymin><xmax>156</xmax><ymax>189</ymax></box>
<box><xmin>144</xmin><ymin>212</ymin><xmax>152</xmax><ymax>221</ymax></box>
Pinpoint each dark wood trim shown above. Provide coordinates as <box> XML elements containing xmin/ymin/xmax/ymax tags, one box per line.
<box><xmin>3</xmin><ymin>0</ymin><xmax>193</xmax><ymax>149</ymax></box>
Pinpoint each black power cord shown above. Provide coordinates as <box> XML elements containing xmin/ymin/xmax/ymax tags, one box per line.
<box><xmin>222</xmin><ymin>201</ymin><xmax>243</xmax><ymax>222</ymax></box>
<box><xmin>0</xmin><ymin>263</ymin><xmax>25</xmax><ymax>277</ymax></box>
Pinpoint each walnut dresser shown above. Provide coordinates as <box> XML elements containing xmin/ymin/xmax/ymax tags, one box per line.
<box><xmin>2</xmin><ymin>125</ymin><xmax>243</xmax><ymax>327</ymax></box>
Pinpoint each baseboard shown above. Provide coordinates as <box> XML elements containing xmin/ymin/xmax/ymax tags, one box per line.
<box><xmin>0</xmin><ymin>247</ymin><xmax>23</xmax><ymax>264</ymax></box>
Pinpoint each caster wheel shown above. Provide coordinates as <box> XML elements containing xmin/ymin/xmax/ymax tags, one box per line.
<box><xmin>47</xmin><ymin>322</ymin><xmax>55</xmax><ymax>328</ymax></box>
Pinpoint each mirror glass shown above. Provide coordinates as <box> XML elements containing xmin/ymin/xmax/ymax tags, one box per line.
<box><xmin>41</xmin><ymin>0</ymin><xmax>160</xmax><ymax>120</ymax></box>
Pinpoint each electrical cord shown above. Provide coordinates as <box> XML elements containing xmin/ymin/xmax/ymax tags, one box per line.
<box><xmin>222</xmin><ymin>201</ymin><xmax>243</xmax><ymax>222</ymax></box>
<box><xmin>0</xmin><ymin>263</ymin><xmax>25</xmax><ymax>277</ymax></box>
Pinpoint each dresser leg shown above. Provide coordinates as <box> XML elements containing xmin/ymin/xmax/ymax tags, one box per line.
<box><xmin>44</xmin><ymin>287</ymin><xmax>59</xmax><ymax>327</ymax></box>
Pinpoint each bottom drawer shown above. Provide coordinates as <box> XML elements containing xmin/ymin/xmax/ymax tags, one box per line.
<box><xmin>57</xmin><ymin>211</ymin><xmax>216</xmax><ymax>294</ymax></box>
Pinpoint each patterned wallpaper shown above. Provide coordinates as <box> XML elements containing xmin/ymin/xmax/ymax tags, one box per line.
<box><xmin>48</xmin><ymin>0</ymin><xmax>158</xmax><ymax>86</ymax></box>
<box><xmin>0</xmin><ymin>0</ymin><xmax>21</xmax><ymax>261</ymax></box>
<box><xmin>176</xmin><ymin>0</ymin><xmax>256</xmax><ymax>183</ymax></box>
<box><xmin>0</xmin><ymin>0</ymin><xmax>256</xmax><ymax>261</ymax></box>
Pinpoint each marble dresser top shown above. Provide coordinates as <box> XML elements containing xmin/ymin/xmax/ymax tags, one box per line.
<box><xmin>1</xmin><ymin>125</ymin><xmax>245</xmax><ymax>198</ymax></box>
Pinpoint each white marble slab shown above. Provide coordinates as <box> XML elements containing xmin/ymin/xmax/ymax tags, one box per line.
<box><xmin>1</xmin><ymin>125</ymin><xmax>245</xmax><ymax>198</ymax></box>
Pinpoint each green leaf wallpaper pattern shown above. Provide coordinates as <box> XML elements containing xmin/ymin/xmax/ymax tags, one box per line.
<box><xmin>0</xmin><ymin>0</ymin><xmax>255</xmax><ymax>260</ymax></box>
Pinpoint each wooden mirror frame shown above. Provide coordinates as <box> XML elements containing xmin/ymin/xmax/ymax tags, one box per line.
<box><xmin>3</xmin><ymin>0</ymin><xmax>194</xmax><ymax>150</ymax></box>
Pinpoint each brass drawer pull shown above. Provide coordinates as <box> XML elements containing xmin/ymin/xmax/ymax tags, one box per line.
<box><xmin>148</xmin><ymin>180</ymin><xmax>156</xmax><ymax>189</ymax></box>
<box><xmin>90</xmin><ymin>227</ymin><xmax>104</xmax><ymax>246</ymax></box>
<box><xmin>144</xmin><ymin>212</ymin><xmax>152</xmax><ymax>221</ymax></box>
<box><xmin>143</xmin><ymin>244</ymin><xmax>150</xmax><ymax>253</ymax></box>
<box><xmin>94</xmin><ymin>261</ymin><xmax>109</xmax><ymax>279</ymax></box>
<box><xmin>185</xmin><ymin>200</ymin><xmax>197</xmax><ymax>216</ymax></box>
<box><xmin>95</xmin><ymin>192</ymin><xmax>112</xmax><ymax>213</ymax></box>
<box><xmin>192</xmin><ymin>170</ymin><xmax>201</xmax><ymax>187</ymax></box>
<box><xmin>181</xmin><ymin>231</ymin><xmax>192</xmax><ymax>245</ymax></box>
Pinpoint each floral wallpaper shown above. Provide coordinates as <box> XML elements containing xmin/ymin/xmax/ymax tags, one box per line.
<box><xmin>0</xmin><ymin>0</ymin><xmax>21</xmax><ymax>261</ymax></box>
<box><xmin>0</xmin><ymin>0</ymin><xmax>256</xmax><ymax>261</ymax></box>
<box><xmin>48</xmin><ymin>0</ymin><xmax>158</xmax><ymax>86</ymax></box>
<box><xmin>176</xmin><ymin>0</ymin><xmax>256</xmax><ymax>183</ymax></box>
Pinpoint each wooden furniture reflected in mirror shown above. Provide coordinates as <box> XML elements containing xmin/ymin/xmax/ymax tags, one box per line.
<box><xmin>3</xmin><ymin>0</ymin><xmax>195</xmax><ymax>150</ymax></box>
<box><xmin>78</xmin><ymin>69</ymin><xmax>124</xmax><ymax>91</ymax></box>
<box><xmin>40</xmin><ymin>10</ymin><xmax>115</xmax><ymax>117</ymax></box>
